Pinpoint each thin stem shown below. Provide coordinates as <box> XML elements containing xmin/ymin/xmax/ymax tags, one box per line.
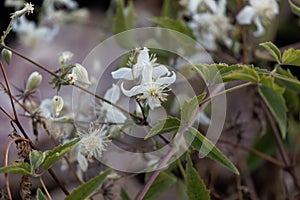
<box><xmin>0</xmin><ymin>105</ymin><xmax>15</xmax><ymax>121</ymax></box>
<box><xmin>40</xmin><ymin>177</ymin><xmax>53</xmax><ymax>200</ymax></box>
<box><xmin>0</xmin><ymin>44</ymin><xmax>145</xmax><ymax>124</ymax></box>
<box><xmin>218</xmin><ymin>138</ymin><xmax>284</xmax><ymax>169</ymax></box>
<box><xmin>137</xmin><ymin>84</ymin><xmax>224</xmax><ymax>200</ymax></box>
<box><xmin>48</xmin><ymin>169</ymin><xmax>70</xmax><ymax>195</ymax></box>
<box><xmin>199</xmin><ymin>82</ymin><xmax>254</xmax><ymax>106</ymax></box>
<box><xmin>5</xmin><ymin>137</ymin><xmax>32</xmax><ymax>200</ymax></box>
<box><xmin>177</xmin><ymin>159</ymin><xmax>186</xmax><ymax>183</ymax></box>
<box><xmin>262</xmin><ymin>99</ymin><xmax>300</xmax><ymax>191</ymax></box>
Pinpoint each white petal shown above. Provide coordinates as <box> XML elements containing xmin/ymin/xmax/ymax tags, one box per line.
<box><xmin>188</xmin><ymin>0</ymin><xmax>201</xmax><ymax>13</ymax></box>
<box><xmin>121</xmin><ymin>83</ymin><xmax>144</xmax><ymax>97</ymax></box>
<box><xmin>153</xmin><ymin>65</ymin><xmax>170</xmax><ymax>79</ymax></box>
<box><xmin>253</xmin><ymin>16</ymin><xmax>264</xmax><ymax>37</ymax></box>
<box><xmin>206</xmin><ymin>0</ymin><xmax>217</xmax><ymax>12</ymax></box>
<box><xmin>104</xmin><ymin>84</ymin><xmax>120</xmax><ymax>104</ymax></box>
<box><xmin>156</xmin><ymin>71</ymin><xmax>176</xmax><ymax>85</ymax></box>
<box><xmin>141</xmin><ymin>65</ymin><xmax>153</xmax><ymax>83</ymax></box>
<box><xmin>236</xmin><ymin>6</ymin><xmax>256</xmax><ymax>25</ymax></box>
<box><xmin>73</xmin><ymin>64</ymin><xmax>91</xmax><ymax>85</ymax></box>
<box><xmin>111</xmin><ymin>68</ymin><xmax>133</xmax><ymax>80</ymax></box>
<box><xmin>106</xmin><ymin>108</ymin><xmax>127</xmax><ymax>123</ymax></box>
<box><xmin>137</xmin><ymin>47</ymin><xmax>150</xmax><ymax>64</ymax></box>
<box><xmin>77</xmin><ymin>152</ymin><xmax>88</xmax><ymax>172</ymax></box>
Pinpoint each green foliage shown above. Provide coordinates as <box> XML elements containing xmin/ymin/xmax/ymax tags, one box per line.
<box><xmin>120</xmin><ymin>187</ymin><xmax>131</xmax><ymax>200</ymax></box>
<box><xmin>30</xmin><ymin>150</ymin><xmax>45</xmax><ymax>174</ymax></box>
<box><xmin>42</xmin><ymin>138</ymin><xmax>80</xmax><ymax>170</ymax></box>
<box><xmin>282</xmin><ymin>48</ymin><xmax>300</xmax><ymax>66</ymax></box>
<box><xmin>142</xmin><ymin>172</ymin><xmax>177</xmax><ymax>200</ymax></box>
<box><xmin>150</xmin><ymin>17</ymin><xmax>195</xmax><ymax>40</ymax></box>
<box><xmin>65</xmin><ymin>169</ymin><xmax>111</xmax><ymax>200</ymax></box>
<box><xmin>276</xmin><ymin>67</ymin><xmax>300</xmax><ymax>93</ymax></box>
<box><xmin>260</xmin><ymin>41</ymin><xmax>282</xmax><ymax>63</ymax></box>
<box><xmin>259</xmin><ymin>77</ymin><xmax>287</xmax><ymax>139</ymax></box>
<box><xmin>185</xmin><ymin>127</ymin><xmax>239</xmax><ymax>174</ymax></box>
<box><xmin>36</xmin><ymin>188</ymin><xmax>47</xmax><ymax>200</ymax></box>
<box><xmin>289</xmin><ymin>0</ymin><xmax>300</xmax><ymax>17</ymax></box>
<box><xmin>0</xmin><ymin>162</ymin><xmax>31</xmax><ymax>175</ymax></box>
<box><xmin>113</xmin><ymin>0</ymin><xmax>137</xmax><ymax>49</ymax></box>
<box><xmin>186</xmin><ymin>154</ymin><xmax>210</xmax><ymax>200</ymax></box>
<box><xmin>49</xmin><ymin>65</ymin><xmax>74</xmax><ymax>91</ymax></box>
<box><xmin>144</xmin><ymin>117</ymin><xmax>180</xmax><ymax>140</ymax></box>
<box><xmin>181</xmin><ymin>96</ymin><xmax>199</xmax><ymax>125</ymax></box>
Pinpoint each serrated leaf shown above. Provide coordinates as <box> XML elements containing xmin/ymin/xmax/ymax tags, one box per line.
<box><xmin>150</xmin><ymin>17</ymin><xmax>195</xmax><ymax>39</ymax></box>
<box><xmin>275</xmin><ymin>67</ymin><xmax>300</xmax><ymax>93</ymax></box>
<box><xmin>289</xmin><ymin>0</ymin><xmax>300</xmax><ymax>17</ymax></box>
<box><xmin>282</xmin><ymin>48</ymin><xmax>300</xmax><ymax>66</ymax></box>
<box><xmin>65</xmin><ymin>169</ymin><xmax>111</xmax><ymax>200</ymax></box>
<box><xmin>121</xmin><ymin>188</ymin><xmax>131</xmax><ymax>200</ymax></box>
<box><xmin>259</xmin><ymin>81</ymin><xmax>287</xmax><ymax>138</ymax></box>
<box><xmin>181</xmin><ymin>97</ymin><xmax>198</xmax><ymax>124</ymax></box>
<box><xmin>0</xmin><ymin>162</ymin><xmax>31</xmax><ymax>175</ymax></box>
<box><xmin>30</xmin><ymin>150</ymin><xmax>44</xmax><ymax>174</ymax></box>
<box><xmin>260</xmin><ymin>42</ymin><xmax>281</xmax><ymax>63</ymax></box>
<box><xmin>113</xmin><ymin>0</ymin><xmax>137</xmax><ymax>49</ymax></box>
<box><xmin>186</xmin><ymin>154</ymin><xmax>210</xmax><ymax>200</ymax></box>
<box><xmin>142</xmin><ymin>172</ymin><xmax>177</xmax><ymax>200</ymax></box>
<box><xmin>184</xmin><ymin>127</ymin><xmax>239</xmax><ymax>174</ymax></box>
<box><xmin>42</xmin><ymin>138</ymin><xmax>80</xmax><ymax>170</ymax></box>
<box><xmin>36</xmin><ymin>188</ymin><xmax>47</xmax><ymax>200</ymax></box>
<box><xmin>145</xmin><ymin>117</ymin><xmax>180</xmax><ymax>140</ymax></box>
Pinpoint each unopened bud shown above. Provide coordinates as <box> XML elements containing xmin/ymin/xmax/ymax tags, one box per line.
<box><xmin>1</xmin><ymin>48</ymin><xmax>12</xmax><ymax>65</ymax></box>
<box><xmin>10</xmin><ymin>2</ymin><xmax>34</xmax><ymax>19</ymax></box>
<box><xmin>52</xmin><ymin>95</ymin><xmax>64</xmax><ymax>117</ymax></box>
<box><xmin>25</xmin><ymin>71</ymin><xmax>42</xmax><ymax>92</ymax></box>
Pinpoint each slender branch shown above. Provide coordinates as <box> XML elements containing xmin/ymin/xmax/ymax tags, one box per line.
<box><xmin>0</xmin><ymin>44</ymin><xmax>145</xmax><ymax>124</ymax></box>
<box><xmin>137</xmin><ymin>84</ymin><xmax>225</xmax><ymax>200</ymax></box>
<box><xmin>0</xmin><ymin>105</ymin><xmax>15</xmax><ymax>121</ymax></box>
<box><xmin>48</xmin><ymin>169</ymin><xmax>70</xmax><ymax>195</ymax></box>
<box><xmin>218</xmin><ymin>138</ymin><xmax>284</xmax><ymax>169</ymax></box>
<box><xmin>5</xmin><ymin>137</ymin><xmax>32</xmax><ymax>200</ymax></box>
<box><xmin>40</xmin><ymin>177</ymin><xmax>53</xmax><ymax>200</ymax></box>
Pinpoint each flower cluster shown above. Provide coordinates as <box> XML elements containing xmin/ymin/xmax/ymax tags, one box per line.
<box><xmin>180</xmin><ymin>0</ymin><xmax>232</xmax><ymax>50</ymax></box>
<box><xmin>236</xmin><ymin>0</ymin><xmax>279</xmax><ymax>37</ymax></box>
<box><xmin>112</xmin><ymin>47</ymin><xmax>176</xmax><ymax>110</ymax></box>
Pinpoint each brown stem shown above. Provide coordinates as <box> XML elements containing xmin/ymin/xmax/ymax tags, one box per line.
<box><xmin>0</xmin><ymin>105</ymin><xmax>15</xmax><ymax>121</ymax></box>
<box><xmin>292</xmin><ymin>131</ymin><xmax>300</xmax><ymax>166</ymax></box>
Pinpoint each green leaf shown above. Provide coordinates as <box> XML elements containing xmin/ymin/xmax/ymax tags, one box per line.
<box><xmin>150</xmin><ymin>17</ymin><xmax>195</xmax><ymax>39</ymax></box>
<box><xmin>143</xmin><ymin>172</ymin><xmax>177</xmax><ymax>200</ymax></box>
<box><xmin>113</xmin><ymin>0</ymin><xmax>137</xmax><ymax>49</ymax></box>
<box><xmin>121</xmin><ymin>188</ymin><xmax>131</xmax><ymax>200</ymax></box>
<box><xmin>181</xmin><ymin>97</ymin><xmax>198</xmax><ymax>125</ymax></box>
<box><xmin>30</xmin><ymin>150</ymin><xmax>44</xmax><ymax>174</ymax></box>
<box><xmin>275</xmin><ymin>67</ymin><xmax>300</xmax><ymax>93</ymax></box>
<box><xmin>185</xmin><ymin>127</ymin><xmax>239</xmax><ymax>174</ymax></box>
<box><xmin>186</xmin><ymin>154</ymin><xmax>210</xmax><ymax>200</ymax></box>
<box><xmin>282</xmin><ymin>48</ymin><xmax>300</xmax><ymax>66</ymax></box>
<box><xmin>65</xmin><ymin>169</ymin><xmax>111</xmax><ymax>200</ymax></box>
<box><xmin>260</xmin><ymin>42</ymin><xmax>281</xmax><ymax>63</ymax></box>
<box><xmin>0</xmin><ymin>162</ymin><xmax>31</xmax><ymax>175</ymax></box>
<box><xmin>144</xmin><ymin>117</ymin><xmax>180</xmax><ymax>140</ymax></box>
<box><xmin>289</xmin><ymin>0</ymin><xmax>300</xmax><ymax>17</ymax></box>
<box><xmin>42</xmin><ymin>138</ymin><xmax>80</xmax><ymax>170</ymax></box>
<box><xmin>36</xmin><ymin>188</ymin><xmax>47</xmax><ymax>200</ymax></box>
<box><xmin>259</xmin><ymin>78</ymin><xmax>287</xmax><ymax>138</ymax></box>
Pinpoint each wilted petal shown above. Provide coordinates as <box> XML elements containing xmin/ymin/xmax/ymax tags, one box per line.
<box><xmin>236</xmin><ymin>6</ymin><xmax>255</xmax><ymax>25</ymax></box>
<box><xmin>111</xmin><ymin>68</ymin><xmax>133</xmax><ymax>80</ymax></box>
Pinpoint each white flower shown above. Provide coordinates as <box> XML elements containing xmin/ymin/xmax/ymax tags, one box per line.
<box><xmin>77</xmin><ymin>122</ymin><xmax>111</xmax><ymax>171</ymax></box>
<box><xmin>236</xmin><ymin>0</ymin><xmax>279</xmax><ymax>37</ymax></box>
<box><xmin>12</xmin><ymin>16</ymin><xmax>59</xmax><ymax>47</ymax></box>
<box><xmin>111</xmin><ymin>47</ymin><xmax>156</xmax><ymax>80</ymax></box>
<box><xmin>98</xmin><ymin>84</ymin><xmax>127</xmax><ymax>123</ymax></box>
<box><xmin>185</xmin><ymin>0</ymin><xmax>232</xmax><ymax>50</ymax></box>
<box><xmin>121</xmin><ymin>64</ymin><xmax>176</xmax><ymax>110</ymax></box>
<box><xmin>25</xmin><ymin>71</ymin><xmax>42</xmax><ymax>93</ymax></box>
<box><xmin>10</xmin><ymin>2</ymin><xmax>34</xmax><ymax>19</ymax></box>
<box><xmin>59</xmin><ymin>51</ymin><xmax>73</xmax><ymax>65</ymax></box>
<box><xmin>180</xmin><ymin>0</ymin><xmax>217</xmax><ymax>13</ymax></box>
<box><xmin>69</xmin><ymin>64</ymin><xmax>91</xmax><ymax>85</ymax></box>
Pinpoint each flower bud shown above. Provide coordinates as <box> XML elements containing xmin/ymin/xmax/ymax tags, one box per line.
<box><xmin>25</xmin><ymin>71</ymin><xmax>42</xmax><ymax>92</ymax></box>
<box><xmin>59</xmin><ymin>51</ymin><xmax>73</xmax><ymax>65</ymax></box>
<box><xmin>52</xmin><ymin>95</ymin><xmax>64</xmax><ymax>117</ymax></box>
<box><xmin>1</xmin><ymin>48</ymin><xmax>12</xmax><ymax>65</ymax></box>
<box><xmin>72</xmin><ymin>64</ymin><xmax>91</xmax><ymax>85</ymax></box>
<box><xmin>10</xmin><ymin>2</ymin><xmax>34</xmax><ymax>19</ymax></box>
